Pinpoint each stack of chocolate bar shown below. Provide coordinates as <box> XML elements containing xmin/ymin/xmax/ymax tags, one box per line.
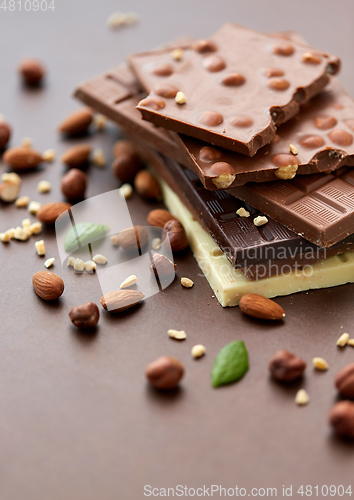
<box><xmin>75</xmin><ymin>24</ymin><xmax>354</xmax><ymax>306</ymax></box>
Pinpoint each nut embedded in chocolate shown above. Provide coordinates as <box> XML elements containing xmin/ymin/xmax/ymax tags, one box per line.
<box><xmin>335</xmin><ymin>363</ymin><xmax>354</xmax><ymax>399</ymax></box>
<box><xmin>329</xmin><ymin>400</ymin><xmax>354</xmax><ymax>438</ymax></box>
<box><xmin>145</xmin><ymin>356</ymin><xmax>184</xmax><ymax>390</ymax></box>
<box><xmin>69</xmin><ymin>302</ymin><xmax>100</xmax><ymax>329</ymax></box>
<box><xmin>269</xmin><ymin>350</ymin><xmax>306</xmax><ymax>382</ymax></box>
<box><xmin>164</xmin><ymin>220</ymin><xmax>188</xmax><ymax>252</ymax></box>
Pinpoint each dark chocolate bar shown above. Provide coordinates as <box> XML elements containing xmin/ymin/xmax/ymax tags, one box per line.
<box><xmin>134</xmin><ymin>23</ymin><xmax>340</xmax><ymax>156</ymax></box>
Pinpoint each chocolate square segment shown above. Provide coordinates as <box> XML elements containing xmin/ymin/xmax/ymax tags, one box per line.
<box><xmin>134</xmin><ymin>23</ymin><xmax>340</xmax><ymax>156</ymax></box>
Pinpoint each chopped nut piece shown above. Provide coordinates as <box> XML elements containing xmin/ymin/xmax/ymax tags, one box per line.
<box><xmin>120</xmin><ymin>274</ymin><xmax>138</xmax><ymax>289</ymax></box>
<box><xmin>92</xmin><ymin>148</ymin><xmax>107</xmax><ymax>168</ymax></box>
<box><xmin>93</xmin><ymin>114</ymin><xmax>108</xmax><ymax>131</ymax></box>
<box><xmin>152</xmin><ymin>237</ymin><xmax>161</xmax><ymax>250</ymax></box>
<box><xmin>111</xmin><ymin>234</ymin><xmax>120</xmax><ymax>246</ymax></box>
<box><xmin>236</xmin><ymin>207</ymin><xmax>250</xmax><ymax>218</ymax></box>
<box><xmin>348</xmin><ymin>339</ymin><xmax>354</xmax><ymax>347</ymax></box>
<box><xmin>295</xmin><ymin>389</ymin><xmax>310</xmax><ymax>406</ymax></box>
<box><xmin>168</xmin><ymin>329</ymin><xmax>187</xmax><ymax>340</ymax></box>
<box><xmin>337</xmin><ymin>332</ymin><xmax>350</xmax><ymax>347</ymax></box>
<box><xmin>14</xmin><ymin>226</ymin><xmax>31</xmax><ymax>241</ymax></box>
<box><xmin>312</xmin><ymin>357</ymin><xmax>329</xmax><ymax>371</ymax></box>
<box><xmin>22</xmin><ymin>218</ymin><xmax>31</xmax><ymax>229</ymax></box>
<box><xmin>211</xmin><ymin>172</ymin><xmax>236</xmax><ymax>189</ymax></box>
<box><xmin>44</xmin><ymin>257</ymin><xmax>55</xmax><ymax>268</ymax></box>
<box><xmin>1</xmin><ymin>172</ymin><xmax>21</xmax><ymax>186</ymax></box>
<box><xmin>175</xmin><ymin>91</ymin><xmax>187</xmax><ymax>104</ymax></box>
<box><xmin>275</xmin><ymin>164</ymin><xmax>298</xmax><ymax>180</ymax></box>
<box><xmin>181</xmin><ymin>277</ymin><xmax>194</xmax><ymax>288</ymax></box>
<box><xmin>191</xmin><ymin>344</ymin><xmax>206</xmax><ymax>358</ymax></box>
<box><xmin>84</xmin><ymin>260</ymin><xmax>96</xmax><ymax>272</ymax></box>
<box><xmin>0</xmin><ymin>172</ymin><xmax>21</xmax><ymax>202</ymax></box>
<box><xmin>73</xmin><ymin>258</ymin><xmax>85</xmax><ymax>272</ymax></box>
<box><xmin>35</xmin><ymin>239</ymin><xmax>45</xmax><ymax>256</ymax></box>
<box><xmin>67</xmin><ymin>256</ymin><xmax>75</xmax><ymax>267</ymax></box>
<box><xmin>28</xmin><ymin>201</ymin><xmax>41</xmax><ymax>214</ymax></box>
<box><xmin>171</xmin><ymin>48</ymin><xmax>184</xmax><ymax>61</ymax></box>
<box><xmin>119</xmin><ymin>183</ymin><xmax>133</xmax><ymax>199</ymax></box>
<box><xmin>15</xmin><ymin>195</ymin><xmax>30</xmax><ymax>208</ymax></box>
<box><xmin>29</xmin><ymin>222</ymin><xmax>42</xmax><ymax>235</ymax></box>
<box><xmin>7</xmin><ymin>228</ymin><xmax>15</xmax><ymax>238</ymax></box>
<box><xmin>37</xmin><ymin>180</ymin><xmax>51</xmax><ymax>193</ymax></box>
<box><xmin>253</xmin><ymin>215</ymin><xmax>268</xmax><ymax>227</ymax></box>
<box><xmin>92</xmin><ymin>254</ymin><xmax>108</xmax><ymax>265</ymax></box>
<box><xmin>289</xmin><ymin>144</ymin><xmax>298</xmax><ymax>155</ymax></box>
<box><xmin>42</xmin><ymin>149</ymin><xmax>56</xmax><ymax>162</ymax></box>
<box><xmin>0</xmin><ymin>232</ymin><xmax>11</xmax><ymax>243</ymax></box>
<box><xmin>21</xmin><ymin>137</ymin><xmax>32</xmax><ymax>148</ymax></box>
<box><xmin>107</xmin><ymin>11</ymin><xmax>139</xmax><ymax>28</ymax></box>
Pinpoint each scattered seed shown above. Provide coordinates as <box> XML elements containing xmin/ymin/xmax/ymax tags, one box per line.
<box><xmin>84</xmin><ymin>260</ymin><xmax>96</xmax><ymax>272</ymax></box>
<box><xmin>191</xmin><ymin>344</ymin><xmax>206</xmax><ymax>358</ymax></box>
<box><xmin>30</xmin><ymin>222</ymin><xmax>42</xmax><ymax>235</ymax></box>
<box><xmin>253</xmin><ymin>215</ymin><xmax>268</xmax><ymax>227</ymax></box>
<box><xmin>0</xmin><ymin>232</ymin><xmax>11</xmax><ymax>243</ymax></box>
<box><xmin>120</xmin><ymin>274</ymin><xmax>138</xmax><ymax>289</ymax></box>
<box><xmin>14</xmin><ymin>226</ymin><xmax>31</xmax><ymax>241</ymax></box>
<box><xmin>35</xmin><ymin>240</ymin><xmax>45</xmax><ymax>256</ymax></box>
<box><xmin>22</xmin><ymin>218</ymin><xmax>31</xmax><ymax>229</ymax></box>
<box><xmin>236</xmin><ymin>207</ymin><xmax>250</xmax><ymax>218</ymax></box>
<box><xmin>181</xmin><ymin>277</ymin><xmax>194</xmax><ymax>288</ymax></box>
<box><xmin>289</xmin><ymin>144</ymin><xmax>298</xmax><ymax>155</ymax></box>
<box><xmin>107</xmin><ymin>11</ymin><xmax>139</xmax><ymax>28</ymax></box>
<box><xmin>168</xmin><ymin>329</ymin><xmax>187</xmax><ymax>340</ymax></box>
<box><xmin>347</xmin><ymin>339</ymin><xmax>354</xmax><ymax>347</ymax></box>
<box><xmin>119</xmin><ymin>183</ymin><xmax>133</xmax><ymax>199</ymax></box>
<box><xmin>73</xmin><ymin>258</ymin><xmax>85</xmax><ymax>272</ymax></box>
<box><xmin>92</xmin><ymin>254</ymin><xmax>108</xmax><ymax>265</ymax></box>
<box><xmin>15</xmin><ymin>195</ymin><xmax>30</xmax><ymax>208</ymax></box>
<box><xmin>175</xmin><ymin>91</ymin><xmax>187</xmax><ymax>104</ymax></box>
<box><xmin>44</xmin><ymin>257</ymin><xmax>55</xmax><ymax>268</ymax></box>
<box><xmin>28</xmin><ymin>201</ymin><xmax>41</xmax><ymax>214</ymax></box>
<box><xmin>92</xmin><ymin>148</ymin><xmax>107</xmax><ymax>168</ymax></box>
<box><xmin>37</xmin><ymin>180</ymin><xmax>51</xmax><ymax>193</ymax></box>
<box><xmin>337</xmin><ymin>332</ymin><xmax>349</xmax><ymax>347</ymax></box>
<box><xmin>295</xmin><ymin>389</ymin><xmax>310</xmax><ymax>406</ymax></box>
<box><xmin>67</xmin><ymin>256</ymin><xmax>75</xmax><ymax>267</ymax></box>
<box><xmin>312</xmin><ymin>357</ymin><xmax>329</xmax><ymax>371</ymax></box>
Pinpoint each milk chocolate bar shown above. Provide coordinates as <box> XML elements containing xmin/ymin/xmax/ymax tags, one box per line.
<box><xmin>134</xmin><ymin>23</ymin><xmax>340</xmax><ymax>156</ymax></box>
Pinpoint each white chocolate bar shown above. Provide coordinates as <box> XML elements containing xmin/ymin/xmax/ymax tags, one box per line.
<box><xmin>159</xmin><ymin>177</ymin><xmax>354</xmax><ymax>307</ymax></box>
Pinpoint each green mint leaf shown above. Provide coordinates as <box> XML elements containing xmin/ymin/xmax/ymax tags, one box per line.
<box><xmin>211</xmin><ymin>340</ymin><xmax>249</xmax><ymax>388</ymax></box>
<box><xmin>64</xmin><ymin>222</ymin><xmax>110</xmax><ymax>252</ymax></box>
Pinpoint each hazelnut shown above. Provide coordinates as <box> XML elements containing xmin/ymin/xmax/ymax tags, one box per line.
<box><xmin>61</xmin><ymin>168</ymin><xmax>87</xmax><ymax>200</ymax></box>
<box><xmin>0</xmin><ymin>120</ymin><xmax>11</xmax><ymax>149</ymax></box>
<box><xmin>150</xmin><ymin>253</ymin><xmax>177</xmax><ymax>278</ymax></box>
<box><xmin>145</xmin><ymin>356</ymin><xmax>184</xmax><ymax>390</ymax></box>
<box><xmin>69</xmin><ymin>302</ymin><xmax>100</xmax><ymax>329</ymax></box>
<box><xmin>329</xmin><ymin>401</ymin><xmax>354</xmax><ymax>438</ymax></box>
<box><xmin>269</xmin><ymin>350</ymin><xmax>306</xmax><ymax>382</ymax></box>
<box><xmin>134</xmin><ymin>170</ymin><xmax>161</xmax><ymax>200</ymax></box>
<box><xmin>335</xmin><ymin>363</ymin><xmax>354</xmax><ymax>399</ymax></box>
<box><xmin>19</xmin><ymin>58</ymin><xmax>45</xmax><ymax>86</ymax></box>
<box><xmin>111</xmin><ymin>153</ymin><xmax>143</xmax><ymax>184</ymax></box>
<box><xmin>164</xmin><ymin>220</ymin><xmax>188</xmax><ymax>252</ymax></box>
<box><xmin>113</xmin><ymin>225</ymin><xmax>148</xmax><ymax>252</ymax></box>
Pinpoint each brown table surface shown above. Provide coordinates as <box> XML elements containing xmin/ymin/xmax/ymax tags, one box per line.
<box><xmin>1</xmin><ymin>1</ymin><xmax>354</xmax><ymax>499</ymax></box>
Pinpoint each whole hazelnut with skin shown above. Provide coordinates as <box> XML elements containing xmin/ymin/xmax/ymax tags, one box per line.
<box><xmin>69</xmin><ymin>302</ymin><xmax>100</xmax><ymax>329</ymax></box>
<box><xmin>111</xmin><ymin>140</ymin><xmax>143</xmax><ymax>184</ymax></box>
<box><xmin>269</xmin><ymin>350</ymin><xmax>306</xmax><ymax>382</ymax></box>
<box><xmin>335</xmin><ymin>363</ymin><xmax>354</xmax><ymax>399</ymax></box>
<box><xmin>146</xmin><ymin>356</ymin><xmax>184</xmax><ymax>390</ymax></box>
<box><xmin>0</xmin><ymin>120</ymin><xmax>11</xmax><ymax>149</ymax></box>
<box><xmin>134</xmin><ymin>170</ymin><xmax>161</xmax><ymax>200</ymax></box>
<box><xmin>164</xmin><ymin>220</ymin><xmax>188</xmax><ymax>252</ymax></box>
<box><xmin>329</xmin><ymin>400</ymin><xmax>354</xmax><ymax>438</ymax></box>
<box><xmin>19</xmin><ymin>58</ymin><xmax>45</xmax><ymax>86</ymax></box>
<box><xmin>61</xmin><ymin>168</ymin><xmax>87</xmax><ymax>200</ymax></box>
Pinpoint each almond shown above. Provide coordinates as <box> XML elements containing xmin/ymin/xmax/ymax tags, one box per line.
<box><xmin>114</xmin><ymin>225</ymin><xmax>148</xmax><ymax>252</ymax></box>
<box><xmin>3</xmin><ymin>147</ymin><xmax>43</xmax><ymax>170</ymax></box>
<box><xmin>36</xmin><ymin>202</ymin><xmax>71</xmax><ymax>224</ymax></box>
<box><xmin>58</xmin><ymin>108</ymin><xmax>93</xmax><ymax>135</ymax></box>
<box><xmin>239</xmin><ymin>294</ymin><xmax>285</xmax><ymax>320</ymax></box>
<box><xmin>100</xmin><ymin>289</ymin><xmax>145</xmax><ymax>313</ymax></box>
<box><xmin>147</xmin><ymin>209</ymin><xmax>178</xmax><ymax>228</ymax></box>
<box><xmin>134</xmin><ymin>170</ymin><xmax>161</xmax><ymax>200</ymax></box>
<box><xmin>61</xmin><ymin>144</ymin><xmax>91</xmax><ymax>168</ymax></box>
<box><xmin>150</xmin><ymin>253</ymin><xmax>177</xmax><ymax>278</ymax></box>
<box><xmin>32</xmin><ymin>271</ymin><xmax>64</xmax><ymax>301</ymax></box>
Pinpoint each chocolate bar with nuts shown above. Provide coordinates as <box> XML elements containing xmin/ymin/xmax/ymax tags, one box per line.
<box><xmin>133</xmin><ymin>23</ymin><xmax>340</xmax><ymax>156</ymax></box>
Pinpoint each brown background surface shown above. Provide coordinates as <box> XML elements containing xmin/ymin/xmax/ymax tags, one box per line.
<box><xmin>1</xmin><ymin>1</ymin><xmax>354</xmax><ymax>499</ymax></box>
